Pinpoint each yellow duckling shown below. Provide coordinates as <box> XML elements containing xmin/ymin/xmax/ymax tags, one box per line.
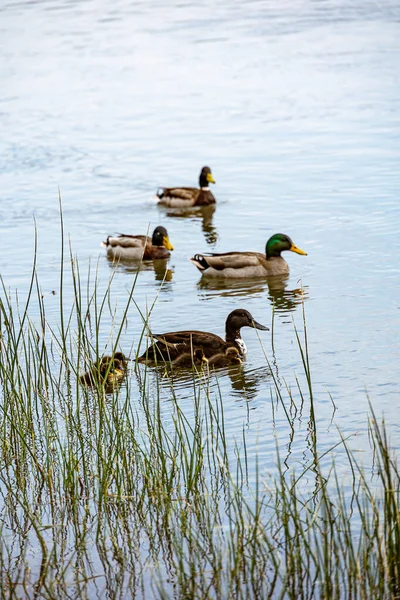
<box><xmin>80</xmin><ymin>352</ymin><xmax>129</xmax><ymax>387</ymax></box>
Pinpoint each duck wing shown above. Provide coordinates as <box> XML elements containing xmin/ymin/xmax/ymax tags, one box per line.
<box><xmin>103</xmin><ymin>234</ymin><xmax>148</xmax><ymax>250</ymax></box>
<box><xmin>190</xmin><ymin>251</ymin><xmax>267</xmax><ymax>272</ymax></box>
<box><xmin>158</xmin><ymin>187</ymin><xmax>198</xmax><ymax>201</ymax></box>
<box><xmin>140</xmin><ymin>330</ymin><xmax>226</xmax><ymax>361</ymax></box>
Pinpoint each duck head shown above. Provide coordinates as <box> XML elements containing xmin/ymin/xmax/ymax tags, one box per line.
<box><xmin>225</xmin><ymin>347</ymin><xmax>242</xmax><ymax>363</ymax></box>
<box><xmin>226</xmin><ymin>347</ymin><xmax>241</xmax><ymax>357</ymax></box>
<box><xmin>194</xmin><ymin>348</ymin><xmax>208</xmax><ymax>365</ymax></box>
<box><xmin>265</xmin><ymin>233</ymin><xmax>307</xmax><ymax>259</ymax></box>
<box><xmin>225</xmin><ymin>309</ymin><xmax>269</xmax><ymax>342</ymax></box>
<box><xmin>199</xmin><ymin>166</ymin><xmax>216</xmax><ymax>188</ymax></box>
<box><xmin>152</xmin><ymin>226</ymin><xmax>174</xmax><ymax>250</ymax></box>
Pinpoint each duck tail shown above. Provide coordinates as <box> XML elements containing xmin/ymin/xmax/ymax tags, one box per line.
<box><xmin>156</xmin><ymin>187</ymin><xmax>165</xmax><ymax>199</ymax></box>
<box><xmin>189</xmin><ymin>254</ymin><xmax>210</xmax><ymax>272</ymax></box>
<box><xmin>100</xmin><ymin>236</ymin><xmax>110</xmax><ymax>249</ymax></box>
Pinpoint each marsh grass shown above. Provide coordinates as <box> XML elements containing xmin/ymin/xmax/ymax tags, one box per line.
<box><xmin>0</xmin><ymin>222</ymin><xmax>399</xmax><ymax>598</ymax></box>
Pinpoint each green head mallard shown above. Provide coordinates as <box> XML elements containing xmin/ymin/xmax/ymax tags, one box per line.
<box><xmin>101</xmin><ymin>225</ymin><xmax>174</xmax><ymax>261</ymax></box>
<box><xmin>190</xmin><ymin>233</ymin><xmax>307</xmax><ymax>278</ymax></box>
<box><xmin>156</xmin><ymin>165</ymin><xmax>216</xmax><ymax>208</ymax></box>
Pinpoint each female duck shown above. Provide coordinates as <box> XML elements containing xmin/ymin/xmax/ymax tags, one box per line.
<box><xmin>156</xmin><ymin>166</ymin><xmax>216</xmax><ymax>208</ymax></box>
<box><xmin>102</xmin><ymin>226</ymin><xmax>174</xmax><ymax>261</ymax></box>
<box><xmin>190</xmin><ymin>233</ymin><xmax>307</xmax><ymax>278</ymax></box>
<box><xmin>138</xmin><ymin>308</ymin><xmax>269</xmax><ymax>364</ymax></box>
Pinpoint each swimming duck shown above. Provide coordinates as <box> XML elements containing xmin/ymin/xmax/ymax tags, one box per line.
<box><xmin>172</xmin><ymin>348</ymin><xmax>209</xmax><ymax>368</ymax></box>
<box><xmin>138</xmin><ymin>309</ymin><xmax>269</xmax><ymax>364</ymax></box>
<box><xmin>80</xmin><ymin>352</ymin><xmax>129</xmax><ymax>386</ymax></box>
<box><xmin>208</xmin><ymin>347</ymin><xmax>242</xmax><ymax>368</ymax></box>
<box><xmin>101</xmin><ymin>226</ymin><xmax>174</xmax><ymax>261</ymax></box>
<box><xmin>190</xmin><ymin>233</ymin><xmax>307</xmax><ymax>278</ymax></box>
<box><xmin>156</xmin><ymin>166</ymin><xmax>216</xmax><ymax>208</ymax></box>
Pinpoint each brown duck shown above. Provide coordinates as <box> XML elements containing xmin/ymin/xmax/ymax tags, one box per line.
<box><xmin>80</xmin><ymin>352</ymin><xmax>129</xmax><ymax>386</ymax></box>
<box><xmin>190</xmin><ymin>233</ymin><xmax>307</xmax><ymax>278</ymax></box>
<box><xmin>208</xmin><ymin>347</ymin><xmax>242</xmax><ymax>368</ymax></box>
<box><xmin>172</xmin><ymin>349</ymin><xmax>209</xmax><ymax>368</ymax></box>
<box><xmin>101</xmin><ymin>226</ymin><xmax>174</xmax><ymax>261</ymax></box>
<box><xmin>138</xmin><ymin>309</ymin><xmax>269</xmax><ymax>364</ymax></box>
<box><xmin>156</xmin><ymin>166</ymin><xmax>216</xmax><ymax>208</ymax></box>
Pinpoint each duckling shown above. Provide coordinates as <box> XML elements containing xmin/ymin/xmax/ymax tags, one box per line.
<box><xmin>156</xmin><ymin>166</ymin><xmax>216</xmax><ymax>208</ymax></box>
<box><xmin>101</xmin><ymin>226</ymin><xmax>173</xmax><ymax>261</ymax></box>
<box><xmin>138</xmin><ymin>309</ymin><xmax>269</xmax><ymax>364</ymax></box>
<box><xmin>80</xmin><ymin>353</ymin><xmax>129</xmax><ymax>387</ymax></box>
<box><xmin>190</xmin><ymin>233</ymin><xmax>307</xmax><ymax>278</ymax></box>
<box><xmin>208</xmin><ymin>347</ymin><xmax>242</xmax><ymax>368</ymax></box>
<box><xmin>172</xmin><ymin>349</ymin><xmax>208</xmax><ymax>368</ymax></box>
<box><xmin>100</xmin><ymin>352</ymin><xmax>129</xmax><ymax>371</ymax></box>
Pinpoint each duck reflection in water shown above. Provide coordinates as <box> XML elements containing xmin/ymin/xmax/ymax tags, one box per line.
<box><xmin>197</xmin><ymin>275</ymin><xmax>309</xmax><ymax>315</ymax></box>
<box><xmin>105</xmin><ymin>255</ymin><xmax>174</xmax><ymax>284</ymax></box>
<box><xmin>159</xmin><ymin>205</ymin><xmax>218</xmax><ymax>246</ymax></box>
<box><xmin>228</xmin><ymin>364</ymin><xmax>271</xmax><ymax>402</ymax></box>
<box><xmin>267</xmin><ymin>275</ymin><xmax>309</xmax><ymax>315</ymax></box>
<box><xmin>137</xmin><ymin>355</ymin><xmax>270</xmax><ymax>403</ymax></box>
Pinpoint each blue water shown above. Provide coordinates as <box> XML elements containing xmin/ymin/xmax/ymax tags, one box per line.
<box><xmin>1</xmin><ymin>0</ymin><xmax>400</xmax><ymax>590</ymax></box>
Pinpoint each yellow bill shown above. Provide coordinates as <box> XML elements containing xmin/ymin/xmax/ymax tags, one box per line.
<box><xmin>206</xmin><ymin>172</ymin><xmax>216</xmax><ymax>184</ymax></box>
<box><xmin>290</xmin><ymin>244</ymin><xmax>307</xmax><ymax>256</ymax></box>
<box><xmin>163</xmin><ymin>236</ymin><xmax>174</xmax><ymax>251</ymax></box>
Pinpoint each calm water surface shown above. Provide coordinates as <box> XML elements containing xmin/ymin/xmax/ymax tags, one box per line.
<box><xmin>1</xmin><ymin>0</ymin><xmax>400</xmax><ymax>589</ymax></box>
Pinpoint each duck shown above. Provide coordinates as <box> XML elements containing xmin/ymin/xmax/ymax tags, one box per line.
<box><xmin>138</xmin><ymin>309</ymin><xmax>269</xmax><ymax>364</ymax></box>
<box><xmin>208</xmin><ymin>347</ymin><xmax>242</xmax><ymax>368</ymax></box>
<box><xmin>101</xmin><ymin>226</ymin><xmax>174</xmax><ymax>261</ymax></box>
<box><xmin>80</xmin><ymin>352</ymin><xmax>129</xmax><ymax>387</ymax></box>
<box><xmin>190</xmin><ymin>233</ymin><xmax>307</xmax><ymax>278</ymax></box>
<box><xmin>156</xmin><ymin>166</ymin><xmax>216</xmax><ymax>208</ymax></box>
<box><xmin>172</xmin><ymin>348</ymin><xmax>209</xmax><ymax>368</ymax></box>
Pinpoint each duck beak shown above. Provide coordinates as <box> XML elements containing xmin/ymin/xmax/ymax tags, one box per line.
<box><xmin>206</xmin><ymin>172</ymin><xmax>216</xmax><ymax>184</ymax></box>
<box><xmin>163</xmin><ymin>236</ymin><xmax>174</xmax><ymax>251</ymax></box>
<box><xmin>251</xmin><ymin>319</ymin><xmax>269</xmax><ymax>331</ymax></box>
<box><xmin>290</xmin><ymin>244</ymin><xmax>307</xmax><ymax>256</ymax></box>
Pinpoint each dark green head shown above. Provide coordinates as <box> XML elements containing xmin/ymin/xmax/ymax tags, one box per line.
<box><xmin>152</xmin><ymin>226</ymin><xmax>174</xmax><ymax>250</ymax></box>
<box><xmin>265</xmin><ymin>234</ymin><xmax>307</xmax><ymax>259</ymax></box>
<box><xmin>199</xmin><ymin>166</ymin><xmax>216</xmax><ymax>188</ymax></box>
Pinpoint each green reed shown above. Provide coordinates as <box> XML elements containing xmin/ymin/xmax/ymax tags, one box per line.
<box><xmin>0</xmin><ymin>222</ymin><xmax>399</xmax><ymax>598</ymax></box>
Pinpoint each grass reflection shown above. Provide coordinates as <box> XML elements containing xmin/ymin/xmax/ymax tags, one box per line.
<box><xmin>0</xmin><ymin>225</ymin><xmax>398</xmax><ymax>598</ymax></box>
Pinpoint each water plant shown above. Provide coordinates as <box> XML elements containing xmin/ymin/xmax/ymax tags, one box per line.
<box><xmin>0</xmin><ymin>220</ymin><xmax>398</xmax><ymax>599</ymax></box>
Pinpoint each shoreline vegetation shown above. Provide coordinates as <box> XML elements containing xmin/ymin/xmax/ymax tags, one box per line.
<box><xmin>0</xmin><ymin>219</ymin><xmax>399</xmax><ymax>598</ymax></box>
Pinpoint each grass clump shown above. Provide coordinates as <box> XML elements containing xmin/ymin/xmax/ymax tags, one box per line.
<box><xmin>0</xmin><ymin>225</ymin><xmax>399</xmax><ymax>598</ymax></box>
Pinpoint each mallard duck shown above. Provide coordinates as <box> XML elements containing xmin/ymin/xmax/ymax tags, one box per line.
<box><xmin>190</xmin><ymin>233</ymin><xmax>307</xmax><ymax>278</ymax></box>
<box><xmin>101</xmin><ymin>226</ymin><xmax>174</xmax><ymax>261</ymax></box>
<box><xmin>172</xmin><ymin>348</ymin><xmax>209</xmax><ymax>368</ymax></box>
<box><xmin>156</xmin><ymin>166</ymin><xmax>216</xmax><ymax>207</ymax></box>
<box><xmin>208</xmin><ymin>347</ymin><xmax>242</xmax><ymax>368</ymax></box>
<box><xmin>80</xmin><ymin>352</ymin><xmax>129</xmax><ymax>386</ymax></box>
<box><xmin>138</xmin><ymin>309</ymin><xmax>268</xmax><ymax>364</ymax></box>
